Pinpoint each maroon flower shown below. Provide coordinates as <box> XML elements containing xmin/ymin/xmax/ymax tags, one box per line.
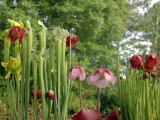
<box><xmin>66</xmin><ymin>33</ymin><xmax>79</xmax><ymax>46</ymax></box>
<box><xmin>46</xmin><ymin>90</ymin><xmax>55</xmax><ymax>100</ymax></box>
<box><xmin>71</xmin><ymin>108</ymin><xmax>102</xmax><ymax>120</ymax></box>
<box><xmin>145</xmin><ymin>65</ymin><xmax>157</xmax><ymax>74</ymax></box>
<box><xmin>130</xmin><ymin>55</ymin><xmax>143</xmax><ymax>69</ymax></box>
<box><xmin>145</xmin><ymin>54</ymin><xmax>158</xmax><ymax>66</ymax></box>
<box><xmin>8</xmin><ymin>26</ymin><xmax>26</xmax><ymax>44</ymax></box>
<box><xmin>30</xmin><ymin>90</ymin><xmax>41</xmax><ymax>100</ymax></box>
<box><xmin>69</xmin><ymin>63</ymin><xmax>86</xmax><ymax>81</ymax></box>
<box><xmin>145</xmin><ymin>54</ymin><xmax>158</xmax><ymax>74</ymax></box>
<box><xmin>104</xmin><ymin>109</ymin><xmax>121</xmax><ymax>120</ymax></box>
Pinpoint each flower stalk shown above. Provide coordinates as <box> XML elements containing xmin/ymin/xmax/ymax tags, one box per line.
<box><xmin>97</xmin><ymin>88</ymin><xmax>100</xmax><ymax>111</ymax></box>
<box><xmin>79</xmin><ymin>79</ymin><xmax>82</xmax><ymax>110</ymax></box>
<box><xmin>32</xmin><ymin>58</ymin><xmax>38</xmax><ymax>120</ymax></box>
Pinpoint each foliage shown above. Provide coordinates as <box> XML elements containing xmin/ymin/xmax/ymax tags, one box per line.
<box><xmin>122</xmin><ymin>0</ymin><xmax>160</xmax><ymax>59</ymax></box>
<box><xmin>117</xmin><ymin>58</ymin><xmax>160</xmax><ymax>120</ymax></box>
<box><xmin>0</xmin><ymin>0</ymin><xmax>128</xmax><ymax>116</ymax></box>
<box><xmin>0</xmin><ymin>100</ymin><xmax>8</xmax><ymax>119</ymax></box>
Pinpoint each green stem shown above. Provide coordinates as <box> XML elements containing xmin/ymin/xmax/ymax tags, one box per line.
<box><xmin>4</xmin><ymin>37</ymin><xmax>9</xmax><ymax>118</ymax></box>
<box><xmin>145</xmin><ymin>79</ymin><xmax>150</xmax><ymax>120</ymax></box>
<box><xmin>39</xmin><ymin>49</ymin><xmax>48</xmax><ymax>119</ymax></box>
<box><xmin>21</xmin><ymin>38</ymin><xmax>26</xmax><ymax>120</ymax></box>
<box><xmin>57</xmin><ymin>40</ymin><xmax>62</xmax><ymax>119</ymax></box>
<box><xmin>16</xmin><ymin>79</ymin><xmax>20</xmax><ymax>116</ymax></box>
<box><xmin>25</xmin><ymin>20</ymin><xmax>32</xmax><ymax>120</ymax></box>
<box><xmin>61</xmin><ymin>62</ymin><xmax>68</xmax><ymax>120</ymax></box>
<box><xmin>33</xmin><ymin>60</ymin><xmax>37</xmax><ymax>120</ymax></box>
<box><xmin>10</xmin><ymin>83</ymin><xmax>19</xmax><ymax>120</ymax></box>
<box><xmin>49</xmin><ymin>41</ymin><xmax>57</xmax><ymax>118</ymax></box>
<box><xmin>47</xmin><ymin>59</ymin><xmax>52</xmax><ymax>118</ymax></box>
<box><xmin>69</xmin><ymin>30</ymin><xmax>72</xmax><ymax>68</ymax></box>
<box><xmin>61</xmin><ymin>39</ymin><xmax>68</xmax><ymax>119</ymax></box>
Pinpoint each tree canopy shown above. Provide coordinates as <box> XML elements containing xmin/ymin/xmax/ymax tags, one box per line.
<box><xmin>0</xmin><ymin>0</ymin><xmax>128</xmax><ymax>115</ymax></box>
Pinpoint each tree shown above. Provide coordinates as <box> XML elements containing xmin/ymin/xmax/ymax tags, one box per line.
<box><xmin>0</xmin><ymin>0</ymin><xmax>128</xmax><ymax>115</ymax></box>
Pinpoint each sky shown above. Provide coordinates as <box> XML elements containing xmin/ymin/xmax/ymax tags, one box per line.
<box><xmin>137</xmin><ymin>0</ymin><xmax>160</xmax><ymax>14</ymax></box>
<box><xmin>120</xmin><ymin>0</ymin><xmax>160</xmax><ymax>56</ymax></box>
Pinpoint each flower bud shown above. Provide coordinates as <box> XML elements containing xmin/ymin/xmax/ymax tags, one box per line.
<box><xmin>143</xmin><ymin>72</ymin><xmax>149</xmax><ymax>80</ymax></box>
<box><xmin>46</xmin><ymin>90</ymin><xmax>55</xmax><ymax>100</ymax></box>
<box><xmin>30</xmin><ymin>90</ymin><xmax>41</xmax><ymax>100</ymax></box>
<box><xmin>66</xmin><ymin>33</ymin><xmax>79</xmax><ymax>46</ymax></box>
<box><xmin>130</xmin><ymin>55</ymin><xmax>143</xmax><ymax>70</ymax></box>
<box><xmin>145</xmin><ymin>54</ymin><xmax>158</xmax><ymax>73</ymax></box>
<box><xmin>151</xmin><ymin>72</ymin><xmax>157</xmax><ymax>78</ymax></box>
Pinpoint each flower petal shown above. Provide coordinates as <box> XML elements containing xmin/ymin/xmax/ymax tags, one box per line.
<box><xmin>16</xmin><ymin>71</ymin><xmax>21</xmax><ymax>80</ymax></box>
<box><xmin>20</xmin><ymin>21</ymin><xmax>24</xmax><ymax>28</ymax></box>
<box><xmin>17</xmin><ymin>31</ymin><xmax>21</xmax><ymax>38</ymax></box>
<box><xmin>71</xmin><ymin>40</ymin><xmax>77</xmax><ymax>46</ymax></box>
<box><xmin>79</xmin><ymin>66</ymin><xmax>85</xmax><ymax>72</ymax></box>
<box><xmin>104</xmin><ymin>113</ymin><xmax>117</xmax><ymax>120</ymax></box>
<box><xmin>69</xmin><ymin>72</ymin><xmax>77</xmax><ymax>81</ymax></box>
<box><xmin>71</xmin><ymin>67</ymin><xmax>81</xmax><ymax>77</ymax></box>
<box><xmin>5</xmin><ymin>71</ymin><xmax>11</xmax><ymax>79</ymax></box>
<box><xmin>145</xmin><ymin>54</ymin><xmax>158</xmax><ymax>67</ymax></box>
<box><xmin>89</xmin><ymin>72</ymin><xmax>100</xmax><ymax>82</ymax></box>
<box><xmin>96</xmin><ymin>79</ymin><xmax>108</xmax><ymax>88</ymax></box>
<box><xmin>130</xmin><ymin>55</ymin><xmax>143</xmax><ymax>69</ymax></box>
<box><xmin>79</xmin><ymin>72</ymin><xmax>86</xmax><ymax>81</ymax></box>
<box><xmin>104</xmin><ymin>73</ymin><xmax>116</xmax><ymax>85</ymax></box>
<box><xmin>104</xmin><ymin>109</ymin><xmax>121</xmax><ymax>120</ymax></box>
<box><xmin>8</xmin><ymin>19</ymin><xmax>20</xmax><ymax>27</ymax></box>
<box><xmin>1</xmin><ymin>62</ymin><xmax>8</xmax><ymax>67</ymax></box>
<box><xmin>87</xmin><ymin>77</ymin><xmax>92</xmax><ymax>86</ymax></box>
<box><xmin>71</xmin><ymin>108</ymin><xmax>102</xmax><ymax>120</ymax></box>
<box><xmin>66</xmin><ymin>33</ymin><xmax>79</xmax><ymax>47</ymax></box>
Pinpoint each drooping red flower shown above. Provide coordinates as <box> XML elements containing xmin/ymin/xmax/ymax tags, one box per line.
<box><xmin>69</xmin><ymin>63</ymin><xmax>86</xmax><ymax>81</ymax></box>
<box><xmin>66</xmin><ymin>33</ymin><xmax>79</xmax><ymax>46</ymax></box>
<box><xmin>145</xmin><ymin>54</ymin><xmax>158</xmax><ymax>66</ymax></box>
<box><xmin>144</xmin><ymin>54</ymin><xmax>158</xmax><ymax>74</ymax></box>
<box><xmin>130</xmin><ymin>55</ymin><xmax>143</xmax><ymax>69</ymax></box>
<box><xmin>145</xmin><ymin>64</ymin><xmax>157</xmax><ymax>74</ymax></box>
<box><xmin>71</xmin><ymin>108</ymin><xmax>102</xmax><ymax>120</ymax></box>
<box><xmin>46</xmin><ymin>90</ymin><xmax>55</xmax><ymax>100</ymax></box>
<box><xmin>30</xmin><ymin>90</ymin><xmax>41</xmax><ymax>100</ymax></box>
<box><xmin>8</xmin><ymin>26</ymin><xmax>26</xmax><ymax>44</ymax></box>
<box><xmin>87</xmin><ymin>65</ymin><xmax>116</xmax><ymax>88</ymax></box>
<box><xmin>104</xmin><ymin>109</ymin><xmax>121</xmax><ymax>120</ymax></box>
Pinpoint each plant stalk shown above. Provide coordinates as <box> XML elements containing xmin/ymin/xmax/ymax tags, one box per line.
<box><xmin>79</xmin><ymin>79</ymin><xmax>82</xmax><ymax>110</ymax></box>
<box><xmin>97</xmin><ymin>88</ymin><xmax>100</xmax><ymax>111</ymax></box>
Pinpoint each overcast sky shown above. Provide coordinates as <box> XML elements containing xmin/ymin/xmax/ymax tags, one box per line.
<box><xmin>137</xmin><ymin>0</ymin><xmax>160</xmax><ymax>14</ymax></box>
<box><xmin>120</xmin><ymin>0</ymin><xmax>160</xmax><ymax>58</ymax></box>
